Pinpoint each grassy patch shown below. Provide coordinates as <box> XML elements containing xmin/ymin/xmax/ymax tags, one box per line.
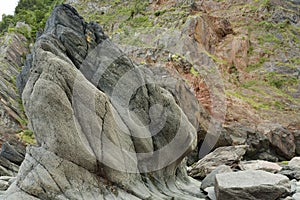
<box><xmin>129</xmin><ymin>16</ymin><xmax>153</xmax><ymax>28</ymax></box>
<box><xmin>258</xmin><ymin>33</ymin><xmax>281</xmax><ymax>45</ymax></box>
<box><xmin>190</xmin><ymin>67</ymin><xmax>199</xmax><ymax>76</ymax></box>
<box><xmin>203</xmin><ymin>51</ymin><xmax>227</xmax><ymax>65</ymax></box>
<box><xmin>18</xmin><ymin>129</ymin><xmax>36</xmax><ymax>144</ymax></box>
<box><xmin>281</xmin><ymin>161</ymin><xmax>289</xmax><ymax>165</ymax></box>
<box><xmin>265</xmin><ymin>72</ymin><xmax>298</xmax><ymax>89</ymax></box>
<box><xmin>241</xmin><ymin>80</ymin><xmax>258</xmax><ymax>89</ymax></box>
<box><xmin>246</xmin><ymin>57</ymin><xmax>268</xmax><ymax>72</ymax></box>
<box><xmin>226</xmin><ymin>90</ymin><xmax>271</xmax><ymax>110</ymax></box>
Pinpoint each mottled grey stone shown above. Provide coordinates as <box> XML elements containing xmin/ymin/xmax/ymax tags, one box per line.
<box><xmin>215</xmin><ymin>170</ymin><xmax>291</xmax><ymax>200</ymax></box>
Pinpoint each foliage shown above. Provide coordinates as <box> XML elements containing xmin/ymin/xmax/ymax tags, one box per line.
<box><xmin>246</xmin><ymin>57</ymin><xmax>268</xmax><ymax>72</ymax></box>
<box><xmin>18</xmin><ymin>129</ymin><xmax>36</xmax><ymax>144</ymax></box>
<box><xmin>281</xmin><ymin>161</ymin><xmax>289</xmax><ymax>165</ymax></box>
<box><xmin>190</xmin><ymin>67</ymin><xmax>199</xmax><ymax>76</ymax></box>
<box><xmin>0</xmin><ymin>0</ymin><xmax>64</xmax><ymax>40</ymax></box>
<box><xmin>129</xmin><ymin>16</ymin><xmax>152</xmax><ymax>28</ymax></box>
<box><xmin>8</xmin><ymin>26</ymin><xmax>31</xmax><ymax>39</ymax></box>
<box><xmin>265</xmin><ymin>72</ymin><xmax>298</xmax><ymax>89</ymax></box>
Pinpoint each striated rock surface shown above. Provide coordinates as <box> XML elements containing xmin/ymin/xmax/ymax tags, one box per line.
<box><xmin>0</xmin><ymin>27</ymin><xmax>28</xmax><ymax>184</ymax></box>
<box><xmin>1</xmin><ymin>4</ymin><xmax>205</xmax><ymax>200</ymax></box>
<box><xmin>0</xmin><ymin>31</ymin><xmax>28</xmax><ymax>136</ymax></box>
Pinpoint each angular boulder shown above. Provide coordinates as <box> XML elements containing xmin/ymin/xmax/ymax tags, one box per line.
<box><xmin>188</xmin><ymin>145</ymin><xmax>247</xmax><ymax>179</ymax></box>
<box><xmin>1</xmin><ymin>4</ymin><xmax>204</xmax><ymax>200</ymax></box>
<box><xmin>239</xmin><ymin>160</ymin><xmax>282</xmax><ymax>173</ymax></box>
<box><xmin>279</xmin><ymin>166</ymin><xmax>300</xmax><ymax>181</ymax></box>
<box><xmin>258</xmin><ymin>123</ymin><xmax>296</xmax><ymax>160</ymax></box>
<box><xmin>215</xmin><ymin>170</ymin><xmax>290</xmax><ymax>200</ymax></box>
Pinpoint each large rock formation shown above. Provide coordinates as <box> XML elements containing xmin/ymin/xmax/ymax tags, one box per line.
<box><xmin>1</xmin><ymin>4</ymin><xmax>204</xmax><ymax>199</ymax></box>
<box><xmin>215</xmin><ymin>170</ymin><xmax>291</xmax><ymax>200</ymax></box>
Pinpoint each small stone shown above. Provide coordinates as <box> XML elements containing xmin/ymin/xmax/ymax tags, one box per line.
<box><xmin>204</xmin><ymin>186</ymin><xmax>216</xmax><ymax>200</ymax></box>
<box><xmin>289</xmin><ymin>157</ymin><xmax>300</xmax><ymax>168</ymax></box>
<box><xmin>189</xmin><ymin>145</ymin><xmax>248</xmax><ymax>179</ymax></box>
<box><xmin>239</xmin><ymin>160</ymin><xmax>282</xmax><ymax>173</ymax></box>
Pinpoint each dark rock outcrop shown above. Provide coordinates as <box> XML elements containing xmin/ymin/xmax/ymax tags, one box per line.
<box><xmin>258</xmin><ymin>123</ymin><xmax>296</xmax><ymax>160</ymax></box>
<box><xmin>0</xmin><ymin>142</ymin><xmax>25</xmax><ymax>177</ymax></box>
<box><xmin>3</xmin><ymin>4</ymin><xmax>205</xmax><ymax>199</ymax></box>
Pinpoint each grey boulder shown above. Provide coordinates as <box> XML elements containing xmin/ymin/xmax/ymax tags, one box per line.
<box><xmin>189</xmin><ymin>145</ymin><xmax>247</xmax><ymax>179</ymax></box>
<box><xmin>215</xmin><ymin>170</ymin><xmax>291</xmax><ymax>200</ymax></box>
<box><xmin>200</xmin><ymin>165</ymin><xmax>232</xmax><ymax>190</ymax></box>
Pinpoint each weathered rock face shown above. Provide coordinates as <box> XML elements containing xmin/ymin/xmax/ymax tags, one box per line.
<box><xmin>0</xmin><ymin>29</ymin><xmax>28</xmax><ymax>182</ymax></box>
<box><xmin>2</xmin><ymin>4</ymin><xmax>204</xmax><ymax>199</ymax></box>
<box><xmin>215</xmin><ymin>170</ymin><xmax>291</xmax><ymax>200</ymax></box>
<box><xmin>0</xmin><ymin>31</ymin><xmax>28</xmax><ymax>134</ymax></box>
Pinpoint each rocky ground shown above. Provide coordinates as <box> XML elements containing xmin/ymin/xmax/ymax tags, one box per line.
<box><xmin>0</xmin><ymin>0</ymin><xmax>299</xmax><ymax>200</ymax></box>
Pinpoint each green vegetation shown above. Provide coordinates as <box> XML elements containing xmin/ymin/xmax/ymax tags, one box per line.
<box><xmin>235</xmin><ymin>72</ymin><xmax>300</xmax><ymax>111</ymax></box>
<box><xmin>281</xmin><ymin>161</ymin><xmax>289</xmax><ymax>165</ymax></box>
<box><xmin>77</xmin><ymin>0</ymin><xmax>150</xmax><ymax>33</ymax></box>
<box><xmin>258</xmin><ymin>33</ymin><xmax>281</xmax><ymax>45</ymax></box>
<box><xmin>265</xmin><ymin>72</ymin><xmax>298</xmax><ymax>89</ymax></box>
<box><xmin>226</xmin><ymin>90</ymin><xmax>271</xmax><ymax>110</ymax></box>
<box><xmin>128</xmin><ymin>16</ymin><xmax>152</xmax><ymax>28</ymax></box>
<box><xmin>241</xmin><ymin>80</ymin><xmax>258</xmax><ymax>89</ymax></box>
<box><xmin>203</xmin><ymin>51</ymin><xmax>228</xmax><ymax>65</ymax></box>
<box><xmin>0</xmin><ymin>0</ymin><xmax>64</xmax><ymax>40</ymax></box>
<box><xmin>8</xmin><ymin>25</ymin><xmax>31</xmax><ymax>40</ymax></box>
<box><xmin>18</xmin><ymin>129</ymin><xmax>36</xmax><ymax>144</ymax></box>
<box><xmin>190</xmin><ymin>67</ymin><xmax>199</xmax><ymax>76</ymax></box>
<box><xmin>246</xmin><ymin>57</ymin><xmax>268</xmax><ymax>72</ymax></box>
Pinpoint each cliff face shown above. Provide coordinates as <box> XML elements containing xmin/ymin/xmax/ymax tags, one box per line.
<box><xmin>67</xmin><ymin>0</ymin><xmax>300</xmax><ymax>127</ymax></box>
<box><xmin>66</xmin><ymin>0</ymin><xmax>300</xmax><ymax>160</ymax></box>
